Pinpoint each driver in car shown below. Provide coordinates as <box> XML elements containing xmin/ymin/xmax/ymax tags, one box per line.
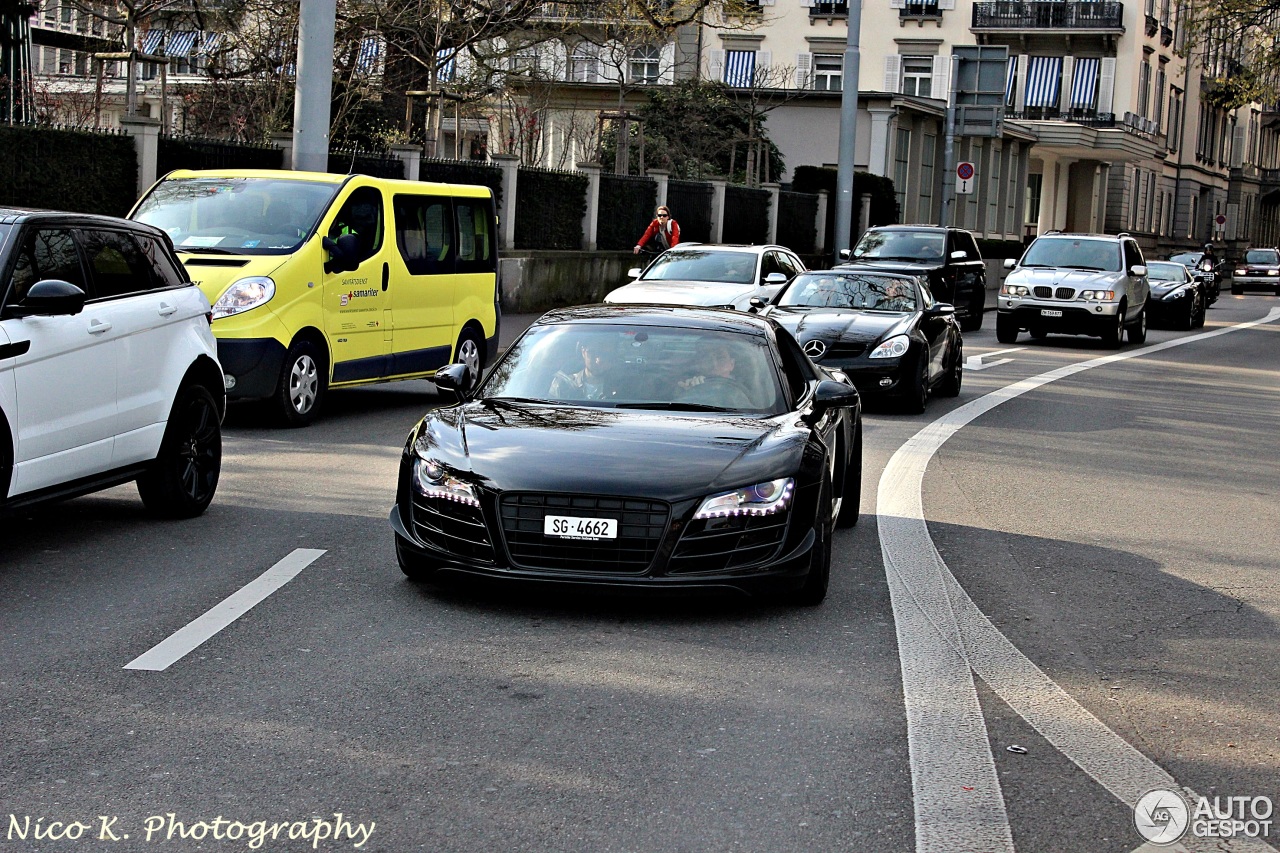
<box><xmin>550</xmin><ymin>338</ymin><xmax>620</xmax><ymax>401</ymax></box>
<box><xmin>677</xmin><ymin>342</ymin><xmax>753</xmax><ymax>409</ymax></box>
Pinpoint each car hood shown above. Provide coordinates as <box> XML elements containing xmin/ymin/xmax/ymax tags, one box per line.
<box><xmin>176</xmin><ymin>252</ymin><xmax>290</xmax><ymax>305</ymax></box>
<box><xmin>1005</xmin><ymin>267</ymin><xmax>1126</xmax><ymax>288</ymax></box>
<box><xmin>766</xmin><ymin>306</ymin><xmax>910</xmax><ymax>346</ymax></box>
<box><xmin>842</xmin><ymin>259</ymin><xmax>941</xmax><ymax>275</ymax></box>
<box><xmin>413</xmin><ymin>401</ymin><xmax>808</xmax><ymax>501</ymax></box>
<box><xmin>604</xmin><ymin>280</ymin><xmax>764</xmax><ymax>310</ymax></box>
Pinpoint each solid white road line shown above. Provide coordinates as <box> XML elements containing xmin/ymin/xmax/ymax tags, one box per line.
<box><xmin>880</xmin><ymin>309</ymin><xmax>1280</xmax><ymax>853</ymax></box>
<box><xmin>124</xmin><ymin>549</ymin><xmax>326</xmax><ymax>672</ymax></box>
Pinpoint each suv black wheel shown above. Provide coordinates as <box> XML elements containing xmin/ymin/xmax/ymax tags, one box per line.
<box><xmin>1101</xmin><ymin>306</ymin><xmax>1125</xmax><ymax>348</ymax></box>
<box><xmin>138</xmin><ymin>384</ymin><xmax>222</xmax><ymax>518</ymax></box>
<box><xmin>1127</xmin><ymin>306</ymin><xmax>1147</xmax><ymax>344</ymax></box>
<box><xmin>996</xmin><ymin>313</ymin><xmax>1019</xmax><ymax>344</ymax></box>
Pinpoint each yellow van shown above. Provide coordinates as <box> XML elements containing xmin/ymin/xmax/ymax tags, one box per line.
<box><xmin>130</xmin><ymin>169</ymin><xmax>499</xmax><ymax>425</ymax></box>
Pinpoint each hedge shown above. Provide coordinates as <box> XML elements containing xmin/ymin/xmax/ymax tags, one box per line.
<box><xmin>722</xmin><ymin>186</ymin><xmax>770</xmax><ymax>244</ymax></box>
<box><xmin>597</xmin><ymin>174</ymin><xmax>657</xmax><ymax>251</ymax></box>
<box><xmin>792</xmin><ymin>166</ymin><xmax>898</xmax><ymax>255</ymax></box>
<box><xmin>0</xmin><ymin>125</ymin><xmax>137</xmax><ymax>216</ymax></box>
<box><xmin>157</xmin><ymin>136</ymin><xmax>283</xmax><ymax>176</ymax></box>
<box><xmin>514</xmin><ymin>167</ymin><xmax>588</xmax><ymax>250</ymax></box>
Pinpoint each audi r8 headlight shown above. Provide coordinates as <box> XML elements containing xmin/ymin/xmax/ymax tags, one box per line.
<box><xmin>694</xmin><ymin>478</ymin><xmax>794</xmax><ymax>519</ymax></box>
<box><xmin>412</xmin><ymin>458</ymin><xmax>480</xmax><ymax>506</ymax></box>
<box><xmin>1080</xmin><ymin>289</ymin><xmax>1116</xmax><ymax>301</ymax></box>
<box><xmin>211</xmin><ymin>277</ymin><xmax>275</xmax><ymax>319</ymax></box>
<box><xmin>869</xmin><ymin>334</ymin><xmax>910</xmax><ymax>359</ymax></box>
<box><xmin>1000</xmin><ymin>284</ymin><xmax>1030</xmax><ymax>297</ymax></box>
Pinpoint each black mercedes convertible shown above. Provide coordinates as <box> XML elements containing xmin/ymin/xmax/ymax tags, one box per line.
<box><xmin>389</xmin><ymin>306</ymin><xmax>862</xmax><ymax>605</ymax></box>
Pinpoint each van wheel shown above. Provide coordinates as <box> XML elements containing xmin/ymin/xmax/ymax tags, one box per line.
<box><xmin>276</xmin><ymin>339</ymin><xmax>327</xmax><ymax>427</ymax></box>
<box><xmin>453</xmin><ymin>329</ymin><xmax>484</xmax><ymax>392</ymax></box>
<box><xmin>138</xmin><ymin>384</ymin><xmax>222</xmax><ymax>518</ymax></box>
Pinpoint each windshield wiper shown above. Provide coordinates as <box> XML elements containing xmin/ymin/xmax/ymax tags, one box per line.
<box><xmin>484</xmin><ymin>396</ymin><xmax>554</xmax><ymax>405</ymax></box>
<box><xmin>614</xmin><ymin>402</ymin><xmax>733</xmax><ymax>412</ymax></box>
<box><xmin>176</xmin><ymin>247</ymin><xmax>243</xmax><ymax>255</ymax></box>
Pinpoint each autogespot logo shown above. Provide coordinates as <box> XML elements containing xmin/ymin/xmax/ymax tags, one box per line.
<box><xmin>1135</xmin><ymin>789</ymin><xmax>1190</xmax><ymax>845</ymax></box>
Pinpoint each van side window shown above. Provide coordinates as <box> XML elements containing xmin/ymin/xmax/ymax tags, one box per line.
<box><xmin>329</xmin><ymin>187</ymin><xmax>384</xmax><ymax>265</ymax></box>
<box><xmin>393</xmin><ymin>194</ymin><xmax>453</xmax><ymax>275</ymax></box>
<box><xmin>6</xmin><ymin>228</ymin><xmax>85</xmax><ymax>305</ymax></box>
<box><xmin>455</xmin><ymin>199</ymin><xmax>495</xmax><ymax>275</ymax></box>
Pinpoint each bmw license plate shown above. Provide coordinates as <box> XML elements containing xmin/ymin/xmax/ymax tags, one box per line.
<box><xmin>544</xmin><ymin>515</ymin><xmax>617</xmax><ymax>541</ymax></box>
<box><xmin>1040</xmin><ymin>309</ymin><xmax>1063</xmax><ymax>317</ymax></box>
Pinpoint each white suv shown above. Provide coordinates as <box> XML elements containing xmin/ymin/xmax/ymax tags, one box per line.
<box><xmin>998</xmin><ymin>232</ymin><xmax>1150</xmax><ymax>347</ymax></box>
<box><xmin>0</xmin><ymin>209</ymin><xmax>224</xmax><ymax>517</ymax></box>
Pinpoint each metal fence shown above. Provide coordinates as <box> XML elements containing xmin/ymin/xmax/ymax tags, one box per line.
<box><xmin>514</xmin><ymin>166</ymin><xmax>588</xmax><ymax>250</ymax></box>
<box><xmin>666</xmin><ymin>180</ymin><xmax>713</xmax><ymax>244</ymax></box>
<box><xmin>157</xmin><ymin>135</ymin><xmax>283</xmax><ymax>175</ymax></box>
<box><xmin>418</xmin><ymin>157</ymin><xmax>504</xmax><ymax>206</ymax></box>
<box><xmin>328</xmin><ymin>149</ymin><xmax>404</xmax><ymax>179</ymax></box>
<box><xmin>598</xmin><ymin>173</ymin><xmax>657</xmax><ymax>251</ymax></box>
<box><xmin>722</xmin><ymin>186</ymin><xmax>770</xmax><ymax>244</ymax></box>
<box><xmin>778</xmin><ymin>191</ymin><xmax>818</xmax><ymax>254</ymax></box>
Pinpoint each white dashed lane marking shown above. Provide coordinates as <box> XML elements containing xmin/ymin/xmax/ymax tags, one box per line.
<box><xmin>880</xmin><ymin>309</ymin><xmax>1280</xmax><ymax>853</ymax></box>
<box><xmin>124</xmin><ymin>549</ymin><xmax>326</xmax><ymax>672</ymax></box>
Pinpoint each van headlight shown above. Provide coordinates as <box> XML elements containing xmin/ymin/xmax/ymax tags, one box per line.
<box><xmin>869</xmin><ymin>334</ymin><xmax>910</xmax><ymax>359</ymax></box>
<box><xmin>211</xmin><ymin>277</ymin><xmax>275</xmax><ymax>319</ymax></box>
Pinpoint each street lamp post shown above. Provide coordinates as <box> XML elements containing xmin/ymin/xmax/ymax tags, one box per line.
<box><xmin>832</xmin><ymin>0</ymin><xmax>863</xmax><ymax>261</ymax></box>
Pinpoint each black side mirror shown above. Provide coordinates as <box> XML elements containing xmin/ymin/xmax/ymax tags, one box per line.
<box><xmin>433</xmin><ymin>363</ymin><xmax>472</xmax><ymax>399</ymax></box>
<box><xmin>323</xmin><ymin>233</ymin><xmax>363</xmax><ymax>274</ymax></box>
<box><xmin>1</xmin><ymin>279</ymin><xmax>87</xmax><ymax>319</ymax></box>
<box><xmin>805</xmin><ymin>378</ymin><xmax>859</xmax><ymax>424</ymax></box>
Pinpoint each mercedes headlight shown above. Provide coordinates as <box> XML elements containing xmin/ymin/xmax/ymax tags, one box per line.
<box><xmin>211</xmin><ymin>277</ymin><xmax>275</xmax><ymax>319</ymax></box>
<box><xmin>413</xmin><ymin>458</ymin><xmax>480</xmax><ymax>506</ymax></box>
<box><xmin>869</xmin><ymin>334</ymin><xmax>910</xmax><ymax>359</ymax></box>
<box><xmin>694</xmin><ymin>478</ymin><xmax>794</xmax><ymax>519</ymax></box>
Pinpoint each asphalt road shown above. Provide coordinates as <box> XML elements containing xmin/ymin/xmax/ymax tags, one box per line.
<box><xmin>1</xmin><ymin>293</ymin><xmax>1277</xmax><ymax>853</ymax></box>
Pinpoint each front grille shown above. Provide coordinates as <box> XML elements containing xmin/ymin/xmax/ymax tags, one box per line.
<box><xmin>1033</xmin><ymin>286</ymin><xmax>1053</xmax><ymax>299</ymax></box>
<box><xmin>827</xmin><ymin>341</ymin><xmax>867</xmax><ymax>359</ymax></box>
<box><xmin>499</xmin><ymin>494</ymin><xmax>669</xmax><ymax>573</ymax></box>
<box><xmin>1055</xmin><ymin>286</ymin><xmax>1075</xmax><ymax>299</ymax></box>
<box><xmin>668</xmin><ymin>511</ymin><xmax>790</xmax><ymax>573</ymax></box>
<box><xmin>411</xmin><ymin>495</ymin><xmax>495</xmax><ymax>563</ymax></box>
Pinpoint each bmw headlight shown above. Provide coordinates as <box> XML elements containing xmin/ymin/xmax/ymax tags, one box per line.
<box><xmin>869</xmin><ymin>334</ymin><xmax>910</xmax><ymax>359</ymax></box>
<box><xmin>694</xmin><ymin>478</ymin><xmax>794</xmax><ymax>519</ymax></box>
<box><xmin>1080</xmin><ymin>289</ymin><xmax>1116</xmax><ymax>301</ymax></box>
<box><xmin>211</xmin><ymin>277</ymin><xmax>275</xmax><ymax>319</ymax></box>
<box><xmin>1000</xmin><ymin>284</ymin><xmax>1030</xmax><ymax>297</ymax></box>
<box><xmin>413</xmin><ymin>458</ymin><xmax>480</xmax><ymax>506</ymax></box>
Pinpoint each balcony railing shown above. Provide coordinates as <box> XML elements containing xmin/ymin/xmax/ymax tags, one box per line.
<box><xmin>1006</xmin><ymin>108</ymin><xmax>1166</xmax><ymax>140</ymax></box>
<box><xmin>809</xmin><ymin>0</ymin><xmax>848</xmax><ymax>16</ymax></box>
<box><xmin>972</xmin><ymin>1</ymin><xmax>1124</xmax><ymax>30</ymax></box>
<box><xmin>1160</xmin><ymin>24</ymin><xmax>1173</xmax><ymax>45</ymax></box>
<box><xmin>1144</xmin><ymin>13</ymin><xmax>1158</xmax><ymax>36</ymax></box>
<box><xmin>900</xmin><ymin>0</ymin><xmax>942</xmax><ymax>17</ymax></box>
<box><xmin>1261</xmin><ymin>168</ymin><xmax>1280</xmax><ymax>188</ymax></box>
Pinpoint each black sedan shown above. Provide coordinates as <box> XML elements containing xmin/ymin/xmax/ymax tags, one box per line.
<box><xmin>389</xmin><ymin>306</ymin><xmax>862</xmax><ymax>605</ymax></box>
<box><xmin>761</xmin><ymin>270</ymin><xmax>963</xmax><ymax>414</ymax></box>
<box><xmin>1146</xmin><ymin>261</ymin><xmax>1206</xmax><ymax>330</ymax></box>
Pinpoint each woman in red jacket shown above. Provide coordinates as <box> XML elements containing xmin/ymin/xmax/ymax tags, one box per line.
<box><xmin>634</xmin><ymin>206</ymin><xmax>680</xmax><ymax>254</ymax></box>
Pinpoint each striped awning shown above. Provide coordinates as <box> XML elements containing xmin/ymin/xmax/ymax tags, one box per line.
<box><xmin>1024</xmin><ymin>55</ymin><xmax>1062</xmax><ymax>108</ymax></box>
<box><xmin>436</xmin><ymin>47</ymin><xmax>456</xmax><ymax>81</ymax></box>
<box><xmin>166</xmin><ymin>31</ymin><xmax>198</xmax><ymax>56</ymax></box>
<box><xmin>356</xmin><ymin>37</ymin><xmax>382</xmax><ymax>73</ymax></box>
<box><xmin>201</xmin><ymin>32</ymin><xmax>222</xmax><ymax>54</ymax></box>
<box><xmin>1071</xmin><ymin>57</ymin><xmax>1099</xmax><ymax>109</ymax></box>
<box><xmin>724</xmin><ymin>49</ymin><xmax>756</xmax><ymax>87</ymax></box>
<box><xmin>1006</xmin><ymin>55</ymin><xmax>1018</xmax><ymax>106</ymax></box>
<box><xmin>140</xmin><ymin>30</ymin><xmax>164</xmax><ymax>55</ymax></box>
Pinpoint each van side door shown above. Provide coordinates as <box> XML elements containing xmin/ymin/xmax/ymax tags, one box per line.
<box><xmin>321</xmin><ymin>185</ymin><xmax>393</xmax><ymax>383</ymax></box>
<box><xmin>387</xmin><ymin>192</ymin><xmax>457</xmax><ymax>375</ymax></box>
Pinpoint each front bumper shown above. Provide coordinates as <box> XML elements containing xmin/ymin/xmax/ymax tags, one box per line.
<box><xmin>1231</xmin><ymin>273</ymin><xmax>1280</xmax><ymax>291</ymax></box>
<box><xmin>217</xmin><ymin>338</ymin><xmax>288</xmax><ymax>400</ymax></box>
<box><xmin>816</xmin><ymin>358</ymin><xmax>911</xmax><ymax>399</ymax></box>
<box><xmin>388</xmin><ymin>475</ymin><xmax>821</xmax><ymax>596</ymax></box>
<box><xmin>998</xmin><ymin>299</ymin><xmax>1120</xmax><ymax>335</ymax></box>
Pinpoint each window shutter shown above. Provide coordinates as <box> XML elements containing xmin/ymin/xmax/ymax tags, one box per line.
<box><xmin>757</xmin><ymin>49</ymin><xmax>771</xmax><ymax>84</ymax></box>
<box><xmin>890</xmin><ymin>0</ymin><xmax>905</xmax><ymax>9</ymax></box>
<box><xmin>799</xmin><ymin>0</ymin><xmax>815</xmax><ymax>7</ymax></box>
<box><xmin>931</xmin><ymin>54</ymin><xmax>949</xmax><ymax>101</ymax></box>
<box><xmin>660</xmin><ymin>42</ymin><xmax>676</xmax><ymax>84</ymax></box>
<box><xmin>884</xmin><ymin>54</ymin><xmax>902</xmax><ymax>92</ymax></box>
<box><xmin>1231</xmin><ymin>124</ymin><xmax>1246</xmax><ymax>168</ymax></box>
<box><xmin>710</xmin><ymin>49</ymin><xmax>725</xmax><ymax>82</ymax></box>
<box><xmin>1097</xmin><ymin>57</ymin><xmax>1116</xmax><ymax>114</ymax></box>
<box><xmin>795</xmin><ymin>52</ymin><xmax>812</xmax><ymax>89</ymax></box>
<box><xmin>938</xmin><ymin>0</ymin><xmax>955</xmax><ymax>8</ymax></box>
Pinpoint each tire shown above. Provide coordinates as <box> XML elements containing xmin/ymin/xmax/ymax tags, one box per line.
<box><xmin>836</xmin><ymin>421</ymin><xmax>862</xmax><ymax>529</ymax></box>
<box><xmin>995</xmin><ymin>313</ymin><xmax>1019</xmax><ymax>344</ymax></box>
<box><xmin>899</xmin><ymin>352</ymin><xmax>929</xmax><ymax>414</ymax></box>
<box><xmin>792</xmin><ymin>478</ymin><xmax>833</xmax><ymax>606</ymax></box>
<box><xmin>453</xmin><ymin>328</ymin><xmax>485</xmax><ymax>393</ymax></box>
<box><xmin>138</xmin><ymin>384</ymin><xmax>222</xmax><ymax>519</ymax></box>
<box><xmin>1101</xmin><ymin>305</ymin><xmax>1125</xmax><ymax>348</ymax></box>
<box><xmin>1194</xmin><ymin>296</ymin><xmax>1207</xmax><ymax>328</ymax></box>
<box><xmin>1180</xmin><ymin>293</ymin><xmax>1200</xmax><ymax>331</ymax></box>
<box><xmin>396</xmin><ymin>536</ymin><xmax>439</xmax><ymax>581</ymax></box>
<box><xmin>959</xmin><ymin>304</ymin><xmax>983</xmax><ymax>333</ymax></box>
<box><xmin>937</xmin><ymin>340</ymin><xmax>962</xmax><ymax>398</ymax></box>
<box><xmin>276</xmin><ymin>339</ymin><xmax>326</xmax><ymax>427</ymax></box>
<box><xmin>1029</xmin><ymin>328</ymin><xmax>1048</xmax><ymax>340</ymax></box>
<box><xmin>1127</xmin><ymin>306</ymin><xmax>1147</xmax><ymax>344</ymax></box>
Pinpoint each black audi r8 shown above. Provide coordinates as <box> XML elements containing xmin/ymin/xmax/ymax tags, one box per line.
<box><xmin>760</xmin><ymin>270</ymin><xmax>963</xmax><ymax>414</ymax></box>
<box><xmin>389</xmin><ymin>306</ymin><xmax>862</xmax><ymax>605</ymax></box>
<box><xmin>1145</xmin><ymin>261</ymin><xmax>1206</xmax><ymax>330</ymax></box>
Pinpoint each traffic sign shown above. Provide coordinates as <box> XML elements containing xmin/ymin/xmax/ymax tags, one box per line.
<box><xmin>1215</xmin><ymin>214</ymin><xmax>1227</xmax><ymax>226</ymax></box>
<box><xmin>957</xmin><ymin>161</ymin><xmax>976</xmax><ymax>195</ymax></box>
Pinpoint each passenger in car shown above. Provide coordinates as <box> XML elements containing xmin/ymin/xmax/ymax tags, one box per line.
<box><xmin>549</xmin><ymin>338</ymin><xmax>622</xmax><ymax>401</ymax></box>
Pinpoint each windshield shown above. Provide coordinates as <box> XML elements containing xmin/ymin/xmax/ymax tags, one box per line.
<box><xmin>1244</xmin><ymin>249</ymin><xmax>1279</xmax><ymax>265</ymax></box>
<box><xmin>779</xmin><ymin>272</ymin><xmax>919</xmax><ymax>312</ymax></box>
<box><xmin>851</xmin><ymin>230</ymin><xmax>945</xmax><ymax>262</ymax></box>
<box><xmin>1168</xmin><ymin>252</ymin><xmax>1203</xmax><ymax>266</ymax></box>
<box><xmin>1020</xmin><ymin>237</ymin><xmax>1121</xmax><ymax>271</ymax></box>
<box><xmin>133</xmin><ymin>177</ymin><xmax>339</xmax><ymax>254</ymax></box>
<box><xmin>1146</xmin><ymin>262</ymin><xmax>1187</xmax><ymax>282</ymax></box>
<box><xmin>482</xmin><ymin>323</ymin><xmax>786</xmax><ymax>414</ymax></box>
<box><xmin>641</xmin><ymin>250</ymin><xmax>759</xmax><ymax>284</ymax></box>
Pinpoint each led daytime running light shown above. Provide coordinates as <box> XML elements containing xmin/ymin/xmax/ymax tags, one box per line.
<box><xmin>413</xmin><ymin>458</ymin><xmax>480</xmax><ymax>507</ymax></box>
<box><xmin>694</xmin><ymin>478</ymin><xmax>794</xmax><ymax>519</ymax></box>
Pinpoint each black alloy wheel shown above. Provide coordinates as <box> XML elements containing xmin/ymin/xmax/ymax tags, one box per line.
<box><xmin>1101</xmin><ymin>306</ymin><xmax>1125</xmax><ymax>348</ymax></box>
<box><xmin>792</xmin><ymin>476</ymin><xmax>834</xmax><ymax>606</ymax></box>
<box><xmin>1181</xmin><ymin>293</ymin><xmax>1200</xmax><ymax>330</ymax></box>
<box><xmin>937</xmin><ymin>340</ymin><xmax>963</xmax><ymax>398</ymax></box>
<box><xmin>900</xmin><ymin>352</ymin><xmax>929</xmax><ymax>414</ymax></box>
<box><xmin>138</xmin><ymin>384</ymin><xmax>222</xmax><ymax>518</ymax></box>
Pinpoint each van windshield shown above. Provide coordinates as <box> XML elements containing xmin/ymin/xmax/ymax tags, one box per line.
<box><xmin>133</xmin><ymin>177</ymin><xmax>340</xmax><ymax>255</ymax></box>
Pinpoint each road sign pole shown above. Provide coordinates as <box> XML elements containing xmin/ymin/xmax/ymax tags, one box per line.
<box><xmin>939</xmin><ymin>52</ymin><xmax>960</xmax><ymax>227</ymax></box>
